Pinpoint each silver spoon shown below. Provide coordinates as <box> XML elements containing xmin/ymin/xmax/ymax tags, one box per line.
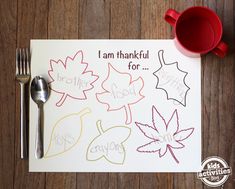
<box><xmin>31</xmin><ymin>76</ymin><xmax>49</xmax><ymax>159</ymax></box>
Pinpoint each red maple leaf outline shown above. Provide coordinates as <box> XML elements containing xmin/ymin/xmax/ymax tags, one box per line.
<box><xmin>48</xmin><ymin>50</ymin><xmax>99</xmax><ymax>107</ymax></box>
<box><xmin>135</xmin><ymin>106</ymin><xmax>194</xmax><ymax>164</ymax></box>
<box><xmin>96</xmin><ymin>63</ymin><xmax>145</xmax><ymax>125</ymax></box>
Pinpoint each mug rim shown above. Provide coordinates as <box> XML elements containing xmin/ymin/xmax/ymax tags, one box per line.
<box><xmin>175</xmin><ymin>6</ymin><xmax>223</xmax><ymax>54</ymax></box>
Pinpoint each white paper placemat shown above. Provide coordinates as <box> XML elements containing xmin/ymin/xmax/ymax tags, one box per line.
<box><xmin>29</xmin><ymin>39</ymin><xmax>201</xmax><ymax>172</ymax></box>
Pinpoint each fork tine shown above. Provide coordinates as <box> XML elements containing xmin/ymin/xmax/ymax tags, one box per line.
<box><xmin>26</xmin><ymin>48</ymin><xmax>30</xmax><ymax>74</ymax></box>
<box><xmin>22</xmin><ymin>48</ymin><xmax>26</xmax><ymax>75</ymax></box>
<box><xmin>19</xmin><ymin>48</ymin><xmax>22</xmax><ymax>75</ymax></box>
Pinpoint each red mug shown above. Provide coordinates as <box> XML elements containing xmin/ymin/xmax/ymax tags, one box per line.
<box><xmin>164</xmin><ymin>6</ymin><xmax>228</xmax><ymax>58</ymax></box>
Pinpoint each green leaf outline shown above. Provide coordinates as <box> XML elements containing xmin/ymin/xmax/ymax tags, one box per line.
<box><xmin>86</xmin><ymin>120</ymin><xmax>131</xmax><ymax>165</ymax></box>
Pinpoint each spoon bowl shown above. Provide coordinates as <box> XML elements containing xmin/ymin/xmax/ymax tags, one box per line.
<box><xmin>31</xmin><ymin>76</ymin><xmax>50</xmax><ymax>159</ymax></box>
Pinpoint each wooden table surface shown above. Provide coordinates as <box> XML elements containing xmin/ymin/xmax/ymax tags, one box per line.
<box><xmin>0</xmin><ymin>0</ymin><xmax>234</xmax><ymax>188</ymax></box>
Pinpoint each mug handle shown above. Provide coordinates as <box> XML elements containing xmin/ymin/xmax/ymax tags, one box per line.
<box><xmin>212</xmin><ymin>41</ymin><xmax>228</xmax><ymax>58</ymax></box>
<box><xmin>164</xmin><ymin>9</ymin><xmax>180</xmax><ymax>27</ymax></box>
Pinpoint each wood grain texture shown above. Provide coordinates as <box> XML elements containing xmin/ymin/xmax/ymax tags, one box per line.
<box><xmin>77</xmin><ymin>0</ymin><xmax>111</xmax><ymax>188</ymax></box>
<box><xmin>79</xmin><ymin>0</ymin><xmax>110</xmax><ymax>39</ymax></box>
<box><xmin>141</xmin><ymin>0</ymin><xmax>171</xmax><ymax>39</ymax></box>
<box><xmin>202</xmin><ymin>1</ymin><xmax>235</xmax><ymax>188</ymax></box>
<box><xmin>0</xmin><ymin>0</ymin><xmax>17</xmax><ymax>189</ymax></box>
<box><xmin>110</xmin><ymin>1</ymin><xmax>140</xmax><ymax>189</ymax></box>
<box><xmin>48</xmin><ymin>0</ymin><xmax>79</xmax><ymax>39</ymax></box>
<box><xmin>46</xmin><ymin>0</ymin><xmax>79</xmax><ymax>188</ymax></box>
<box><xmin>167</xmin><ymin>1</ymin><xmax>205</xmax><ymax>189</ymax></box>
<box><xmin>140</xmin><ymin>1</ymin><xmax>173</xmax><ymax>189</ymax></box>
<box><xmin>14</xmin><ymin>0</ymin><xmax>48</xmax><ymax>188</ymax></box>
<box><xmin>0</xmin><ymin>0</ymin><xmax>234</xmax><ymax>189</ymax></box>
<box><xmin>110</xmin><ymin>0</ymin><xmax>140</xmax><ymax>39</ymax></box>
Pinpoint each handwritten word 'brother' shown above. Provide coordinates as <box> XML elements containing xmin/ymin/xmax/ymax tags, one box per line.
<box><xmin>98</xmin><ymin>50</ymin><xmax>149</xmax><ymax>59</ymax></box>
<box><xmin>57</xmin><ymin>73</ymin><xmax>89</xmax><ymax>89</ymax></box>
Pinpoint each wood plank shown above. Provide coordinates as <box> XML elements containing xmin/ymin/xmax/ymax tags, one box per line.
<box><xmin>140</xmin><ymin>1</ymin><xmax>174</xmax><ymax>189</ymax></box>
<box><xmin>76</xmin><ymin>173</ymin><xmax>90</xmax><ymax>189</ymax></box>
<box><xmin>14</xmin><ymin>0</ymin><xmax>48</xmax><ymax>188</ymax></box>
<box><xmin>48</xmin><ymin>0</ymin><xmax>79</xmax><ymax>39</ymax></box>
<box><xmin>46</xmin><ymin>0</ymin><xmax>79</xmax><ymax>188</ymax></box>
<box><xmin>79</xmin><ymin>0</ymin><xmax>110</xmax><ymax>39</ymax></box>
<box><xmin>141</xmin><ymin>0</ymin><xmax>171</xmax><ymax>39</ymax></box>
<box><xmin>108</xmin><ymin>173</ymin><xmax>118</xmax><ymax>189</ymax></box>
<box><xmin>110</xmin><ymin>0</ymin><xmax>140</xmax><ymax>188</ymax></box>
<box><xmin>140</xmin><ymin>173</ymin><xmax>173</xmax><ymax>189</ymax></box>
<box><xmin>0</xmin><ymin>0</ymin><xmax>17</xmax><ymax>189</ymax></box>
<box><xmin>77</xmin><ymin>0</ymin><xmax>111</xmax><ymax>188</ymax></box>
<box><xmin>202</xmin><ymin>1</ymin><xmax>235</xmax><ymax>188</ymax></box>
<box><xmin>169</xmin><ymin>1</ymin><xmax>205</xmax><ymax>188</ymax></box>
<box><xmin>46</xmin><ymin>173</ymin><xmax>76</xmax><ymax>189</ymax></box>
<box><xmin>116</xmin><ymin>173</ymin><xmax>140</xmax><ymax>189</ymax></box>
<box><xmin>110</xmin><ymin>0</ymin><xmax>140</xmax><ymax>39</ymax></box>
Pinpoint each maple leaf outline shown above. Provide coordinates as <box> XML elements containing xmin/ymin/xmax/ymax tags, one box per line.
<box><xmin>153</xmin><ymin>50</ymin><xmax>190</xmax><ymax>106</ymax></box>
<box><xmin>48</xmin><ymin>50</ymin><xmax>99</xmax><ymax>107</ymax></box>
<box><xmin>135</xmin><ymin>106</ymin><xmax>194</xmax><ymax>164</ymax></box>
<box><xmin>96</xmin><ymin>63</ymin><xmax>145</xmax><ymax>125</ymax></box>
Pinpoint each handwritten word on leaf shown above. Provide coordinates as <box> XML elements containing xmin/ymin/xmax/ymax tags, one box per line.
<box><xmin>44</xmin><ymin>108</ymin><xmax>91</xmax><ymax>158</ymax></box>
<box><xmin>96</xmin><ymin>64</ymin><xmax>144</xmax><ymax>124</ymax></box>
<box><xmin>48</xmin><ymin>50</ymin><xmax>99</xmax><ymax>107</ymax></box>
<box><xmin>153</xmin><ymin>50</ymin><xmax>190</xmax><ymax>106</ymax></box>
<box><xmin>86</xmin><ymin>120</ymin><xmax>131</xmax><ymax>165</ymax></box>
<box><xmin>135</xmin><ymin>106</ymin><xmax>194</xmax><ymax>164</ymax></box>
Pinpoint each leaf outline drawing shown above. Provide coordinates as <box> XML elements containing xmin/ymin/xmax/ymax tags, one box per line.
<box><xmin>48</xmin><ymin>50</ymin><xmax>99</xmax><ymax>107</ymax></box>
<box><xmin>44</xmin><ymin>108</ymin><xmax>91</xmax><ymax>158</ymax></box>
<box><xmin>96</xmin><ymin>63</ymin><xmax>145</xmax><ymax>125</ymax></box>
<box><xmin>135</xmin><ymin>106</ymin><xmax>194</xmax><ymax>164</ymax></box>
<box><xmin>153</xmin><ymin>50</ymin><xmax>190</xmax><ymax>106</ymax></box>
<box><xmin>86</xmin><ymin>120</ymin><xmax>131</xmax><ymax>165</ymax></box>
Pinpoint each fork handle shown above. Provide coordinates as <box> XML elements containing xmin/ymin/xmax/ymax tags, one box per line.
<box><xmin>20</xmin><ymin>83</ymin><xmax>27</xmax><ymax>159</ymax></box>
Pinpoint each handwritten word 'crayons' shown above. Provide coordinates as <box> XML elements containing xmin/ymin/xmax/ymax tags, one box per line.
<box><xmin>89</xmin><ymin>141</ymin><xmax>124</xmax><ymax>156</ymax></box>
<box><xmin>86</xmin><ymin>120</ymin><xmax>131</xmax><ymax>165</ymax></box>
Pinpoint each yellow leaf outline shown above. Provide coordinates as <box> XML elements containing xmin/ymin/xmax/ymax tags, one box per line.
<box><xmin>44</xmin><ymin>107</ymin><xmax>91</xmax><ymax>158</ymax></box>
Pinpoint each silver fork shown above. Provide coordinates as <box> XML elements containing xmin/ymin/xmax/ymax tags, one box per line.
<box><xmin>16</xmin><ymin>48</ymin><xmax>30</xmax><ymax>159</ymax></box>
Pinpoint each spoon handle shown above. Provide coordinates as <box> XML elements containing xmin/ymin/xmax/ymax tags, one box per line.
<box><xmin>35</xmin><ymin>104</ymin><xmax>43</xmax><ymax>159</ymax></box>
